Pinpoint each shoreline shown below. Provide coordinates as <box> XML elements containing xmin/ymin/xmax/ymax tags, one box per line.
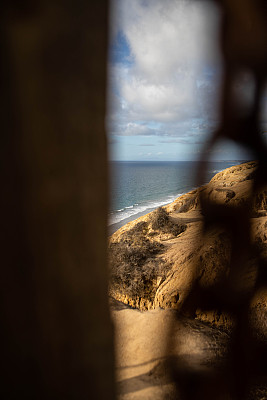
<box><xmin>110</xmin><ymin>159</ymin><xmax>266</xmax><ymax>400</ymax></box>
<box><xmin>108</xmin><ymin>160</ymin><xmax>247</xmax><ymax>236</ymax></box>
<box><xmin>108</xmin><ymin>205</ymin><xmax>166</xmax><ymax>235</ymax></box>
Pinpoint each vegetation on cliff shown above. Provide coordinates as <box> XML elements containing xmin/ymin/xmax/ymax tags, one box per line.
<box><xmin>109</xmin><ymin>208</ymin><xmax>187</xmax><ymax>309</ymax></box>
<box><xmin>109</xmin><ymin>161</ymin><xmax>267</xmax><ymax>332</ymax></box>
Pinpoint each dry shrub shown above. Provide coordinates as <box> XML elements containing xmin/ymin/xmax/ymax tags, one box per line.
<box><xmin>109</xmin><ymin>221</ymin><xmax>163</xmax><ymax>271</ymax></box>
<box><xmin>150</xmin><ymin>207</ymin><xmax>187</xmax><ymax>236</ymax></box>
<box><xmin>109</xmin><ymin>208</ymin><xmax>187</xmax><ymax>306</ymax></box>
<box><xmin>109</xmin><ymin>220</ymin><xmax>168</xmax><ymax>304</ymax></box>
<box><xmin>150</xmin><ymin>207</ymin><xmax>169</xmax><ymax>229</ymax></box>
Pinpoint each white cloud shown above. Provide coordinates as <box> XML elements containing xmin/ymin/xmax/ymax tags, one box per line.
<box><xmin>124</xmin><ymin>122</ymin><xmax>152</xmax><ymax>135</ymax></box>
<box><xmin>108</xmin><ymin>0</ymin><xmax>222</xmax><ymax>139</ymax></box>
<box><xmin>126</xmin><ymin>1</ymin><xmax>217</xmax><ymax>76</ymax></box>
<box><xmin>121</xmin><ymin>74</ymin><xmax>199</xmax><ymax>121</ymax></box>
<box><xmin>108</xmin><ymin>121</ymin><xmax>158</xmax><ymax>136</ymax></box>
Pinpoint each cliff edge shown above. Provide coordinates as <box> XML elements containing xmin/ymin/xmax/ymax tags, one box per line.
<box><xmin>109</xmin><ymin>161</ymin><xmax>267</xmax><ymax>332</ymax></box>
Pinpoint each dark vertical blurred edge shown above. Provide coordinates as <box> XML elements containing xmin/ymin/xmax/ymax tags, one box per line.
<box><xmin>0</xmin><ymin>1</ymin><xmax>116</xmax><ymax>399</ymax></box>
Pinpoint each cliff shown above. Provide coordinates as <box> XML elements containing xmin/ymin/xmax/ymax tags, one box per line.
<box><xmin>109</xmin><ymin>161</ymin><xmax>267</xmax><ymax>331</ymax></box>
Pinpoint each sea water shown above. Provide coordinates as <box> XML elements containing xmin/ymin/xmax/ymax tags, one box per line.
<box><xmin>109</xmin><ymin>160</ymin><xmax>243</xmax><ymax>231</ymax></box>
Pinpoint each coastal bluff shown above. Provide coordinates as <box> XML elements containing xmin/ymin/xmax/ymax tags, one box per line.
<box><xmin>109</xmin><ymin>161</ymin><xmax>267</xmax><ymax>331</ymax></box>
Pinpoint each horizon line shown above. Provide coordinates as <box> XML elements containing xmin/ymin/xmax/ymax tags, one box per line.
<box><xmin>109</xmin><ymin>159</ymin><xmax>252</xmax><ymax>162</ymax></box>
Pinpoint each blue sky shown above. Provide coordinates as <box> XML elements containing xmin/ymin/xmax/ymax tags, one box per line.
<box><xmin>107</xmin><ymin>0</ymin><xmax>266</xmax><ymax>161</ymax></box>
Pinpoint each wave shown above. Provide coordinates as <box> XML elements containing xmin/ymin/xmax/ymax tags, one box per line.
<box><xmin>108</xmin><ymin>193</ymin><xmax>183</xmax><ymax>226</ymax></box>
<box><xmin>109</xmin><ymin>161</ymin><xmax>241</xmax><ymax>228</ymax></box>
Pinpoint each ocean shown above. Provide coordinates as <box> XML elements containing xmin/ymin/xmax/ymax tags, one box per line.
<box><xmin>109</xmin><ymin>160</ymin><xmax>243</xmax><ymax>233</ymax></box>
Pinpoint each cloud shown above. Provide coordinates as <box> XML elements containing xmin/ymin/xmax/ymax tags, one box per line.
<box><xmin>124</xmin><ymin>122</ymin><xmax>154</xmax><ymax>136</ymax></box>
<box><xmin>108</xmin><ymin>0</ymin><xmax>222</xmax><ymax>151</ymax></box>
<box><xmin>121</xmin><ymin>74</ymin><xmax>199</xmax><ymax>122</ymax></box>
<box><xmin>108</xmin><ymin>121</ymin><xmax>159</xmax><ymax>136</ymax></box>
<box><xmin>117</xmin><ymin>0</ymin><xmax>220</xmax><ymax>77</ymax></box>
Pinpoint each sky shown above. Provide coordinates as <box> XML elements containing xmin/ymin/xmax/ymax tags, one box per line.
<box><xmin>107</xmin><ymin>0</ymin><xmax>266</xmax><ymax>161</ymax></box>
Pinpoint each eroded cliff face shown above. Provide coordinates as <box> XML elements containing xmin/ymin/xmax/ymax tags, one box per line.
<box><xmin>109</xmin><ymin>161</ymin><xmax>267</xmax><ymax>331</ymax></box>
<box><xmin>109</xmin><ymin>208</ymin><xmax>187</xmax><ymax>310</ymax></box>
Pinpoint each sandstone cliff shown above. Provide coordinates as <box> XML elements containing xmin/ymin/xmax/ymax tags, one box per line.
<box><xmin>109</xmin><ymin>161</ymin><xmax>267</xmax><ymax>332</ymax></box>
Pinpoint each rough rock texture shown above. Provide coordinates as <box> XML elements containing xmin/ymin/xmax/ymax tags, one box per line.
<box><xmin>109</xmin><ymin>161</ymin><xmax>267</xmax><ymax>332</ymax></box>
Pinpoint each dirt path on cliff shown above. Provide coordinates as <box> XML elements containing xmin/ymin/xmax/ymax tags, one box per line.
<box><xmin>111</xmin><ymin>299</ymin><xmax>267</xmax><ymax>399</ymax></box>
<box><xmin>109</xmin><ymin>162</ymin><xmax>267</xmax><ymax>398</ymax></box>
<box><xmin>111</xmin><ymin>299</ymin><xmax>231</xmax><ymax>400</ymax></box>
<box><xmin>169</xmin><ymin>210</ymin><xmax>203</xmax><ymax>226</ymax></box>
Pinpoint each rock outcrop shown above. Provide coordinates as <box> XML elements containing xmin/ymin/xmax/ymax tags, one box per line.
<box><xmin>109</xmin><ymin>161</ymin><xmax>267</xmax><ymax>331</ymax></box>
